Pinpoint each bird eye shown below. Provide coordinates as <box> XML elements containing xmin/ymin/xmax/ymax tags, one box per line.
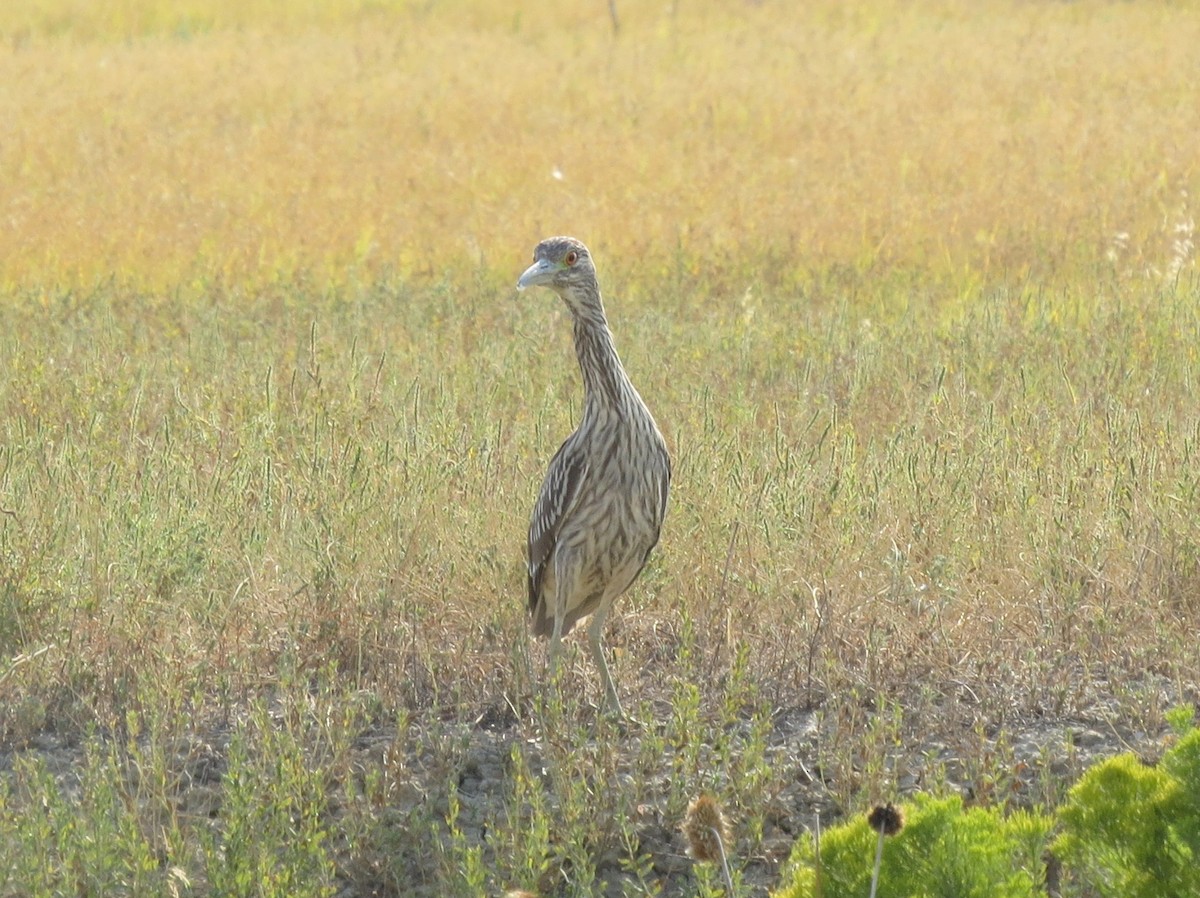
<box><xmin>565</xmin><ymin>251</ymin><xmax>578</xmax><ymax>266</ymax></box>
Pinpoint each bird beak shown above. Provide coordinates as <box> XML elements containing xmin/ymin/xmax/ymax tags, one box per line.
<box><xmin>517</xmin><ymin>258</ymin><xmax>558</xmax><ymax>291</ymax></box>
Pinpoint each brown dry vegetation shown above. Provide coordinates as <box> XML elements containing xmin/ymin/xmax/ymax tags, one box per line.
<box><xmin>1</xmin><ymin>2</ymin><xmax>1199</xmax><ymax>896</ymax></box>
<box><xmin>2</xmin><ymin>1</ymin><xmax>1198</xmax><ymax>288</ymax></box>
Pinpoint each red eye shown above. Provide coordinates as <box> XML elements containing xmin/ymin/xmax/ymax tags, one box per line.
<box><xmin>565</xmin><ymin>251</ymin><xmax>578</xmax><ymax>266</ymax></box>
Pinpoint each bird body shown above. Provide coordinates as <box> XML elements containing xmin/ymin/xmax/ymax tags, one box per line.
<box><xmin>517</xmin><ymin>236</ymin><xmax>670</xmax><ymax>713</ymax></box>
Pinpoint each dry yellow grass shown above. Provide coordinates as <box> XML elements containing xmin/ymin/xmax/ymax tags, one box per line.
<box><xmin>2</xmin><ymin>0</ymin><xmax>1198</xmax><ymax>289</ymax></box>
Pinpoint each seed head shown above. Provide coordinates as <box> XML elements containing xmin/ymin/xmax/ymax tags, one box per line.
<box><xmin>683</xmin><ymin>794</ymin><xmax>732</xmax><ymax>863</ymax></box>
<box><xmin>867</xmin><ymin>802</ymin><xmax>904</xmax><ymax>837</ymax></box>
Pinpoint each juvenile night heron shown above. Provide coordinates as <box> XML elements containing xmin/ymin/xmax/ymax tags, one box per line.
<box><xmin>517</xmin><ymin>236</ymin><xmax>671</xmax><ymax>715</ymax></box>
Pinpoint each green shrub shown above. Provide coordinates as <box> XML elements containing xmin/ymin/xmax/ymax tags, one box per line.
<box><xmin>0</xmin><ymin>742</ymin><xmax>183</xmax><ymax>898</ymax></box>
<box><xmin>1054</xmin><ymin>727</ymin><xmax>1200</xmax><ymax>898</ymax></box>
<box><xmin>201</xmin><ymin>703</ymin><xmax>338</xmax><ymax>898</ymax></box>
<box><xmin>773</xmin><ymin>794</ymin><xmax>1051</xmax><ymax>898</ymax></box>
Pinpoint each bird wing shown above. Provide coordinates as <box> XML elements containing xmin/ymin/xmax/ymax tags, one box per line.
<box><xmin>527</xmin><ymin>437</ymin><xmax>589</xmax><ymax>614</ymax></box>
<box><xmin>638</xmin><ymin>446</ymin><xmax>672</xmax><ymax>563</ymax></box>
<box><xmin>657</xmin><ymin>452</ymin><xmax>672</xmax><ymax>529</ymax></box>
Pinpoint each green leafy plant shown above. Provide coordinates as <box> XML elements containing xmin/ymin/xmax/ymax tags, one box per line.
<box><xmin>201</xmin><ymin>704</ymin><xmax>337</xmax><ymax>898</ymax></box>
<box><xmin>0</xmin><ymin>746</ymin><xmax>178</xmax><ymax>898</ymax></box>
<box><xmin>773</xmin><ymin>795</ymin><xmax>1051</xmax><ymax>898</ymax></box>
<box><xmin>1054</xmin><ymin>726</ymin><xmax>1200</xmax><ymax>898</ymax></box>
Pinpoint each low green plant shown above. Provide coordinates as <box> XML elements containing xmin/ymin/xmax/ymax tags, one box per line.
<box><xmin>442</xmin><ymin>778</ymin><xmax>489</xmax><ymax>898</ymax></box>
<box><xmin>492</xmin><ymin>741</ymin><xmax>552</xmax><ymax>895</ymax></box>
<box><xmin>1054</xmin><ymin>724</ymin><xmax>1200</xmax><ymax>898</ymax></box>
<box><xmin>0</xmin><ymin>746</ymin><xmax>177</xmax><ymax>898</ymax></box>
<box><xmin>1165</xmin><ymin>704</ymin><xmax>1197</xmax><ymax>737</ymax></box>
<box><xmin>772</xmin><ymin>794</ymin><xmax>1051</xmax><ymax>898</ymax></box>
<box><xmin>201</xmin><ymin>702</ymin><xmax>338</xmax><ymax>898</ymax></box>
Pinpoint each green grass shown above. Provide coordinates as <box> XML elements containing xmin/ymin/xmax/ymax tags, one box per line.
<box><xmin>2</xmin><ymin>266</ymin><xmax>1197</xmax><ymax>895</ymax></box>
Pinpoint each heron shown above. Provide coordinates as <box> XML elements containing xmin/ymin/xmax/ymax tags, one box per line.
<box><xmin>517</xmin><ymin>236</ymin><xmax>671</xmax><ymax>715</ymax></box>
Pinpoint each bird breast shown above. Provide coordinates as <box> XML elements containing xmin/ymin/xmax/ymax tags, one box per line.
<box><xmin>564</xmin><ymin>420</ymin><xmax>668</xmax><ymax>568</ymax></box>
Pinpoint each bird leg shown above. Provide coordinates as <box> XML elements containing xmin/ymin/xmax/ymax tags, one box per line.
<box><xmin>587</xmin><ymin>598</ymin><xmax>624</xmax><ymax>717</ymax></box>
<box><xmin>547</xmin><ymin>573</ymin><xmax>569</xmax><ymax>684</ymax></box>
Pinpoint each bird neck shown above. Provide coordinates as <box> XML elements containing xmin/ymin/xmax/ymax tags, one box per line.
<box><xmin>571</xmin><ymin>301</ymin><xmax>632</xmax><ymax>412</ymax></box>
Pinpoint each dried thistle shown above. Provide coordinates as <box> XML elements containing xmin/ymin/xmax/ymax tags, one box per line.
<box><xmin>683</xmin><ymin>794</ymin><xmax>735</xmax><ymax>894</ymax></box>
<box><xmin>867</xmin><ymin>802</ymin><xmax>904</xmax><ymax>898</ymax></box>
<box><xmin>683</xmin><ymin>794</ymin><xmax>732</xmax><ymax>862</ymax></box>
<box><xmin>868</xmin><ymin>802</ymin><xmax>904</xmax><ymax>836</ymax></box>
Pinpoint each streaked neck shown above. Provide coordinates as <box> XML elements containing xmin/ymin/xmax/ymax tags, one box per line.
<box><xmin>570</xmin><ymin>297</ymin><xmax>631</xmax><ymax>411</ymax></box>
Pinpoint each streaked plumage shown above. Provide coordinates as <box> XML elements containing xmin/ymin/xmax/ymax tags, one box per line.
<box><xmin>516</xmin><ymin>236</ymin><xmax>671</xmax><ymax>714</ymax></box>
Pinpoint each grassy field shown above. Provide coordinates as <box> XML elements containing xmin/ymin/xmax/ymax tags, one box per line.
<box><xmin>3</xmin><ymin>0</ymin><xmax>1199</xmax><ymax>289</ymax></box>
<box><xmin>1</xmin><ymin>1</ymin><xmax>1199</xmax><ymax>896</ymax></box>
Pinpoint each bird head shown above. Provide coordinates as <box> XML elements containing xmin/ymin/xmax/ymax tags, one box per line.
<box><xmin>516</xmin><ymin>237</ymin><xmax>596</xmax><ymax>298</ymax></box>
